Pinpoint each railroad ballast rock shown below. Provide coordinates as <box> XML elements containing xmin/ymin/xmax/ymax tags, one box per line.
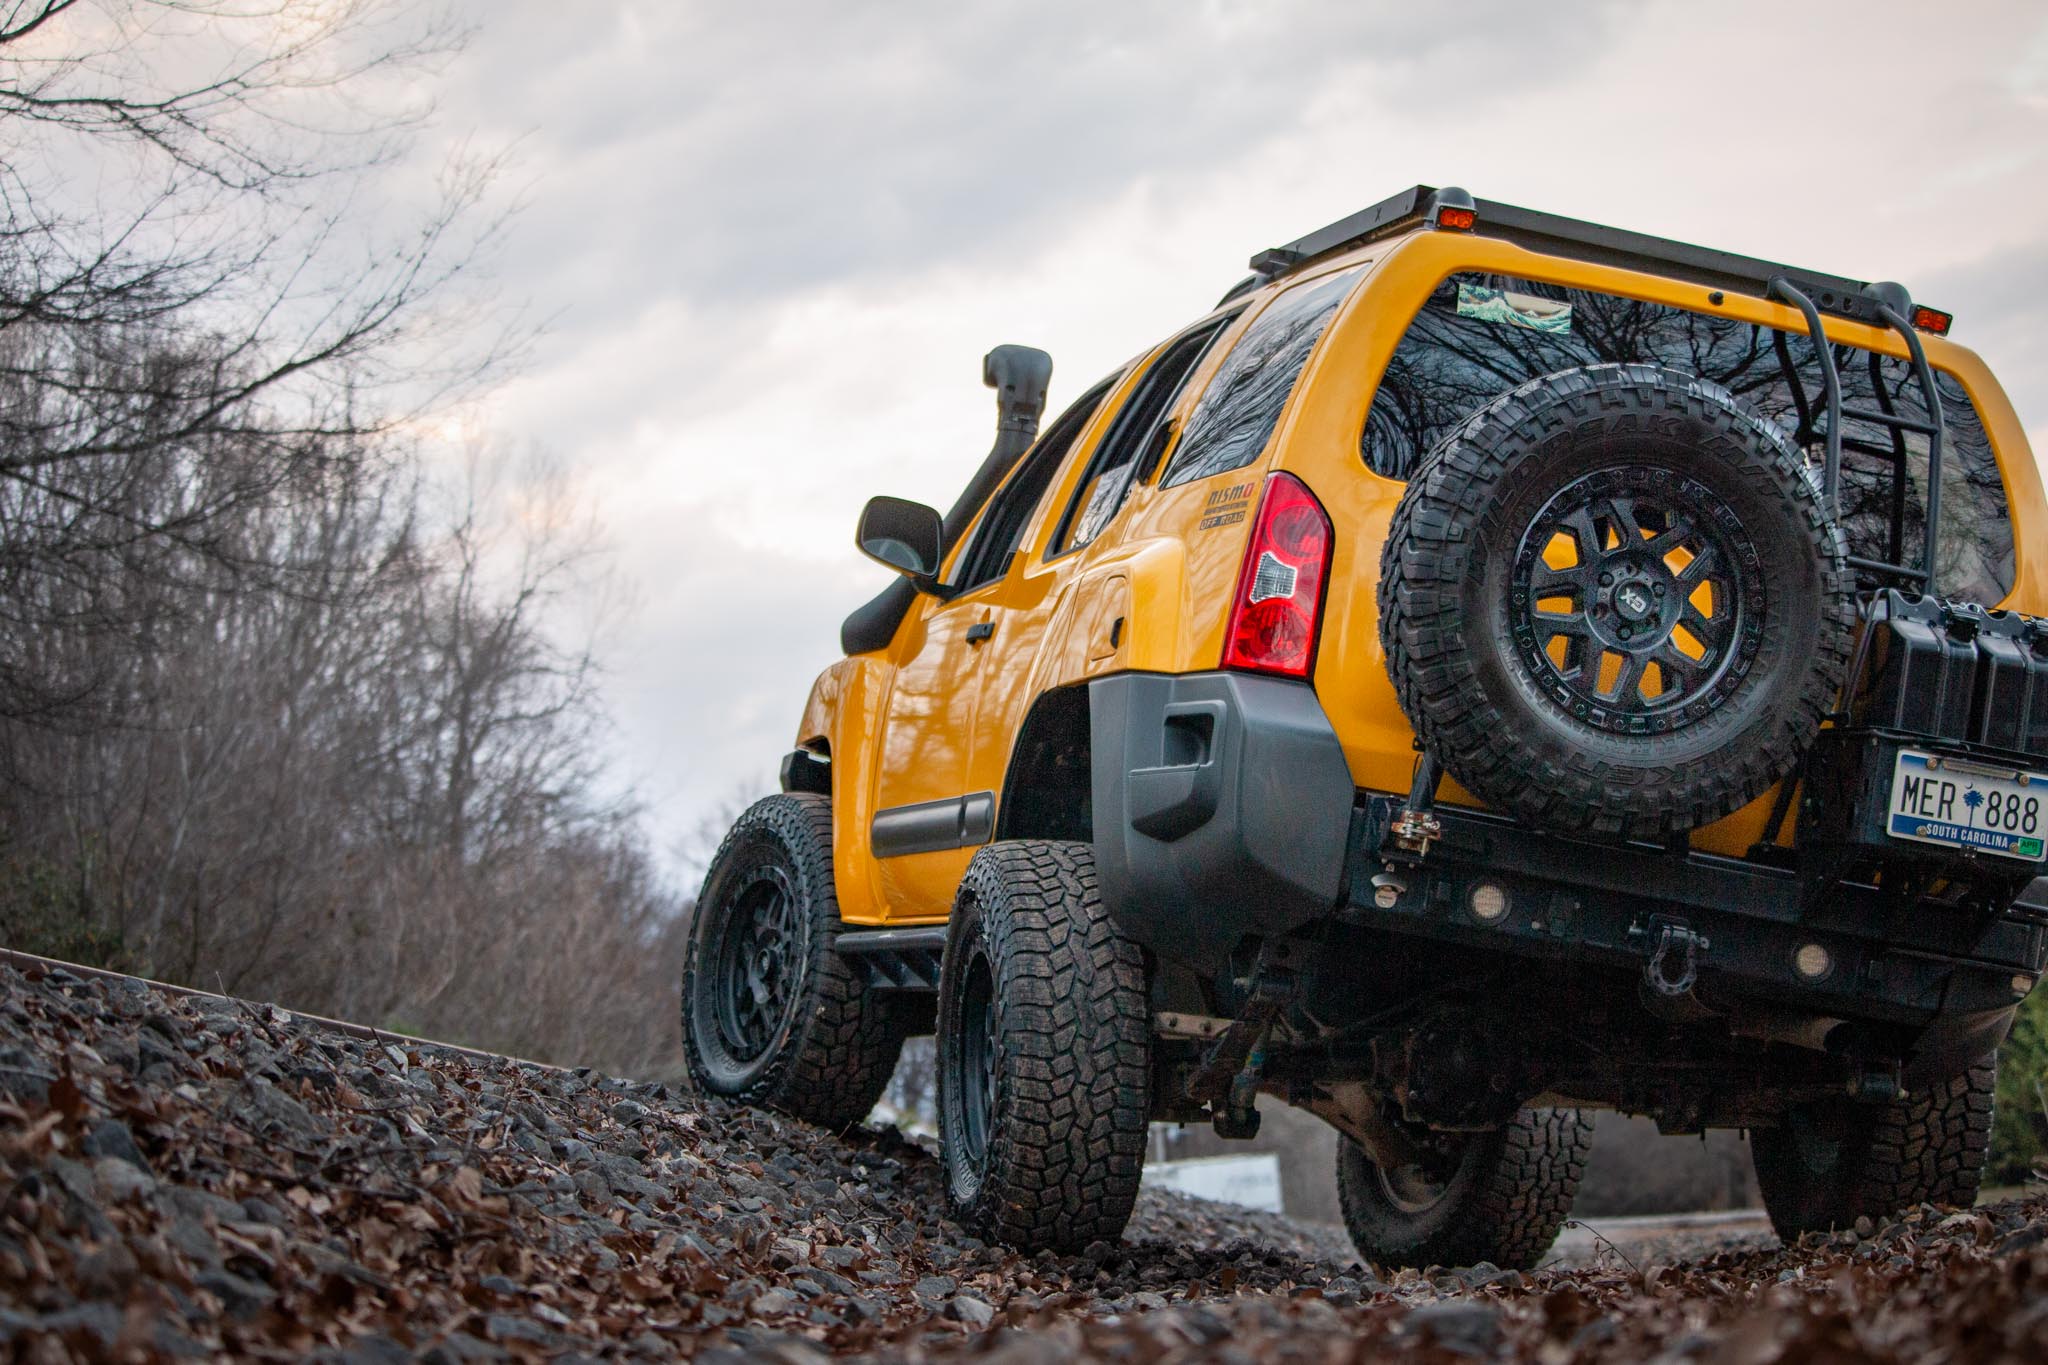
<box><xmin>2</xmin><ymin>960</ymin><xmax>2046</xmax><ymax>1362</ymax></box>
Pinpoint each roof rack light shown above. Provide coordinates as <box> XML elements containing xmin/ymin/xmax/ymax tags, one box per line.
<box><xmin>1430</xmin><ymin>186</ymin><xmax>1476</xmax><ymax>231</ymax></box>
<box><xmin>1910</xmin><ymin>305</ymin><xmax>1953</xmax><ymax>336</ymax></box>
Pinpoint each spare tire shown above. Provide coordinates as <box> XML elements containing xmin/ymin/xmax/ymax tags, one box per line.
<box><xmin>1378</xmin><ymin>363</ymin><xmax>1855</xmax><ymax>842</ymax></box>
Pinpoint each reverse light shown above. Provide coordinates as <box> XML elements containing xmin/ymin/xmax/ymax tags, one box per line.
<box><xmin>1468</xmin><ymin>883</ymin><xmax>1510</xmax><ymax>924</ymax></box>
<box><xmin>1794</xmin><ymin>943</ymin><xmax>1833</xmax><ymax>981</ymax></box>
<box><xmin>1222</xmin><ymin>473</ymin><xmax>1333</xmax><ymax>678</ymax></box>
<box><xmin>1910</xmin><ymin>305</ymin><xmax>1953</xmax><ymax>336</ymax></box>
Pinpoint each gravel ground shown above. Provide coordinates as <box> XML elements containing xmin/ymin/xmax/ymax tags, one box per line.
<box><xmin>2</xmin><ymin>960</ymin><xmax>2045</xmax><ymax>1362</ymax></box>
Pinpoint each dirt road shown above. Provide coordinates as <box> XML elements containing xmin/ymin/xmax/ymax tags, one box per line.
<box><xmin>2</xmin><ymin>955</ymin><xmax>2043</xmax><ymax>1362</ymax></box>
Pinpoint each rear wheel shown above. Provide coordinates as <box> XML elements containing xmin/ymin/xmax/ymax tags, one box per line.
<box><xmin>1752</xmin><ymin>1062</ymin><xmax>1995</xmax><ymax>1240</ymax></box>
<box><xmin>682</xmin><ymin>793</ymin><xmax>905</xmax><ymax>1130</ymax></box>
<box><xmin>936</xmin><ymin>840</ymin><xmax>1150</xmax><ymax>1253</ymax></box>
<box><xmin>1336</xmin><ymin>1108</ymin><xmax>1591</xmax><ymax>1269</ymax></box>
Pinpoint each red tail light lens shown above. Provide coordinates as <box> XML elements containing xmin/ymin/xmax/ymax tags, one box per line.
<box><xmin>1221</xmin><ymin>473</ymin><xmax>1333</xmax><ymax>678</ymax></box>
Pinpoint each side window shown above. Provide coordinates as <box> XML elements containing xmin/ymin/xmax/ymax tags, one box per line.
<box><xmin>1160</xmin><ymin>267</ymin><xmax>1362</xmax><ymax>489</ymax></box>
<box><xmin>1049</xmin><ymin>316</ymin><xmax>1233</xmax><ymax>557</ymax></box>
<box><xmin>949</xmin><ymin>376</ymin><xmax>1116</xmax><ymax>592</ymax></box>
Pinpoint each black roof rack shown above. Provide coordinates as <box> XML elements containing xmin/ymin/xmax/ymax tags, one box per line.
<box><xmin>1242</xmin><ymin>185</ymin><xmax>1944</xmax><ymax>330</ymax></box>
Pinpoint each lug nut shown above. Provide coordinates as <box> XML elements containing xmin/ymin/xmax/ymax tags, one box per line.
<box><xmin>1653</xmin><ymin>583</ymin><xmax>1666</xmax><ymax>596</ymax></box>
<box><xmin>1618</xmin><ymin>626</ymin><xmax>1631</xmax><ymax>640</ymax></box>
<box><xmin>1599</xmin><ymin>572</ymin><xmax>1614</xmax><ymax>586</ymax></box>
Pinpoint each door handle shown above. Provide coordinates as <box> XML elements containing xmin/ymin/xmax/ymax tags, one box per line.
<box><xmin>966</xmin><ymin>621</ymin><xmax>995</xmax><ymax>645</ymax></box>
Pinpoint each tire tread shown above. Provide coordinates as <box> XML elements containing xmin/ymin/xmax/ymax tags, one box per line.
<box><xmin>938</xmin><ymin>839</ymin><xmax>1150</xmax><ymax>1253</ymax></box>
<box><xmin>1337</xmin><ymin>1107</ymin><xmax>1592</xmax><ymax>1270</ymax></box>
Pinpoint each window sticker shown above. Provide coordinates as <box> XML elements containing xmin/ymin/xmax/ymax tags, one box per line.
<box><xmin>1455</xmin><ymin>282</ymin><xmax>1573</xmax><ymax>334</ymax></box>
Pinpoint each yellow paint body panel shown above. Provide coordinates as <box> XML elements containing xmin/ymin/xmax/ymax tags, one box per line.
<box><xmin>800</xmin><ymin>225</ymin><xmax>2045</xmax><ymax>921</ymax></box>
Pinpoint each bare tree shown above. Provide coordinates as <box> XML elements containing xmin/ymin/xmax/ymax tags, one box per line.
<box><xmin>0</xmin><ymin>5</ymin><xmax>694</xmax><ymax>1080</ymax></box>
<box><xmin>0</xmin><ymin>0</ymin><xmax>510</xmax><ymax>726</ymax></box>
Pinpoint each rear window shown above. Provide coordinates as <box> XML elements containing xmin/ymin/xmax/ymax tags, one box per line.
<box><xmin>1363</xmin><ymin>272</ymin><xmax>2014</xmax><ymax>605</ymax></box>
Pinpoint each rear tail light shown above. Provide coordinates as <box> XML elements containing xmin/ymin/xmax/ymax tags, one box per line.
<box><xmin>1221</xmin><ymin>472</ymin><xmax>1333</xmax><ymax>678</ymax></box>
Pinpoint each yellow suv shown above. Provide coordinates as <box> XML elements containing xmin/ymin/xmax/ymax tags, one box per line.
<box><xmin>683</xmin><ymin>187</ymin><xmax>2048</xmax><ymax>1267</ymax></box>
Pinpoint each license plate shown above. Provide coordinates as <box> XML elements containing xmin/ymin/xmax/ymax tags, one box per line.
<box><xmin>1887</xmin><ymin>750</ymin><xmax>2047</xmax><ymax>862</ymax></box>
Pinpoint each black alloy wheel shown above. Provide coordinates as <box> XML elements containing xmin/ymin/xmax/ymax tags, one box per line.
<box><xmin>1373</xmin><ymin>1154</ymin><xmax>1456</xmax><ymax>1217</ymax></box>
<box><xmin>704</xmin><ymin>862</ymin><xmax>804</xmax><ymax>1067</ymax></box>
<box><xmin>682</xmin><ymin>793</ymin><xmax>906</xmax><ymax>1129</ymax></box>
<box><xmin>1510</xmin><ymin>467</ymin><xmax>1764</xmax><ymax>733</ymax></box>
<box><xmin>954</xmin><ymin>950</ymin><xmax>999</xmax><ymax>1172</ymax></box>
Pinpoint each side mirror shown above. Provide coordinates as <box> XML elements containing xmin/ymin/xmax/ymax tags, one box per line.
<box><xmin>856</xmin><ymin>495</ymin><xmax>944</xmax><ymax>579</ymax></box>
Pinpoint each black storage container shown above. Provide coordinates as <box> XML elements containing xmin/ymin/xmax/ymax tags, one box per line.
<box><xmin>1849</xmin><ymin>590</ymin><xmax>2048</xmax><ymax>763</ymax></box>
<box><xmin>1970</xmin><ymin>607</ymin><xmax>2043</xmax><ymax>753</ymax></box>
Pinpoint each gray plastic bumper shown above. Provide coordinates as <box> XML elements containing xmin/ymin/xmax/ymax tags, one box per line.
<box><xmin>1088</xmin><ymin>671</ymin><xmax>1355</xmax><ymax>973</ymax></box>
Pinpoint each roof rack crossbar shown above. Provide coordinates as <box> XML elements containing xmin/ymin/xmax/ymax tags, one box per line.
<box><xmin>1248</xmin><ymin>186</ymin><xmax>1944</xmax><ymax>331</ymax></box>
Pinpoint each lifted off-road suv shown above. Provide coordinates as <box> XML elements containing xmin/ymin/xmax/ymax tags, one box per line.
<box><xmin>684</xmin><ymin>187</ymin><xmax>2048</xmax><ymax>1268</ymax></box>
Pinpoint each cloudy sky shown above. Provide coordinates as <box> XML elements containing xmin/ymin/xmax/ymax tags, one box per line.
<box><xmin>414</xmin><ymin>0</ymin><xmax>2048</xmax><ymax>868</ymax></box>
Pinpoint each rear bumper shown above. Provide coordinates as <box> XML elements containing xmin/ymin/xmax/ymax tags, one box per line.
<box><xmin>1341</xmin><ymin>796</ymin><xmax>2042</xmax><ymax>1078</ymax></box>
<box><xmin>1087</xmin><ymin>669</ymin><xmax>2045</xmax><ymax>1061</ymax></box>
<box><xmin>1087</xmin><ymin>671</ymin><xmax>1355</xmax><ymax>972</ymax></box>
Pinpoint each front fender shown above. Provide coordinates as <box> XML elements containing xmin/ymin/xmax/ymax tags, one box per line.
<box><xmin>794</xmin><ymin>656</ymin><xmax>896</xmax><ymax>923</ymax></box>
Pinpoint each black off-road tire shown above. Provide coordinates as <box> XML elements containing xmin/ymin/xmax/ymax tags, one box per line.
<box><xmin>1379</xmin><ymin>363</ymin><xmax>1855</xmax><ymax>842</ymax></box>
<box><xmin>936</xmin><ymin>840</ymin><xmax>1150</xmax><ymax>1253</ymax></box>
<box><xmin>1336</xmin><ymin>1108</ymin><xmax>1592</xmax><ymax>1270</ymax></box>
<box><xmin>682</xmin><ymin>793</ymin><xmax>905</xmax><ymax>1131</ymax></box>
<box><xmin>1752</xmin><ymin>1061</ymin><xmax>1996</xmax><ymax>1241</ymax></box>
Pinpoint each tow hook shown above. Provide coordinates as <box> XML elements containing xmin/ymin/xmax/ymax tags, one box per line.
<box><xmin>1641</xmin><ymin>918</ymin><xmax>1710</xmax><ymax>999</ymax></box>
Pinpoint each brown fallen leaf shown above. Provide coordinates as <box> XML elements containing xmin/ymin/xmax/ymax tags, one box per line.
<box><xmin>49</xmin><ymin>1066</ymin><xmax>87</xmax><ymax>1121</ymax></box>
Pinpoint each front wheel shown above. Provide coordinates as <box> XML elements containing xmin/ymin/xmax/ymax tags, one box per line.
<box><xmin>936</xmin><ymin>840</ymin><xmax>1150</xmax><ymax>1253</ymax></box>
<box><xmin>1336</xmin><ymin>1108</ymin><xmax>1592</xmax><ymax>1269</ymax></box>
<box><xmin>1751</xmin><ymin>1062</ymin><xmax>1995</xmax><ymax>1240</ymax></box>
<box><xmin>682</xmin><ymin>793</ymin><xmax>905</xmax><ymax>1130</ymax></box>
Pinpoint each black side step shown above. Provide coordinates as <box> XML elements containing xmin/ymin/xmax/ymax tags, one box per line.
<box><xmin>835</xmin><ymin>925</ymin><xmax>946</xmax><ymax>993</ymax></box>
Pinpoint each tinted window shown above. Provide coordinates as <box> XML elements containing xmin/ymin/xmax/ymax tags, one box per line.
<box><xmin>1050</xmin><ymin>317</ymin><xmax>1232</xmax><ymax>556</ymax></box>
<box><xmin>1363</xmin><ymin>272</ymin><xmax>2014</xmax><ymax>605</ymax></box>
<box><xmin>950</xmin><ymin>377</ymin><xmax>1115</xmax><ymax>592</ymax></box>
<box><xmin>1161</xmin><ymin>268</ymin><xmax>1361</xmax><ymax>488</ymax></box>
